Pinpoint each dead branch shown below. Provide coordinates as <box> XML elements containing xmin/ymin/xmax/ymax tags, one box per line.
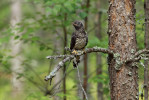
<box><xmin>84</xmin><ymin>46</ymin><xmax>113</xmax><ymax>54</ymax></box>
<box><xmin>46</xmin><ymin>55</ymin><xmax>72</xmax><ymax>59</ymax></box>
<box><xmin>45</xmin><ymin>56</ymin><xmax>74</xmax><ymax>82</ymax></box>
<box><xmin>45</xmin><ymin>47</ymin><xmax>112</xmax><ymax>82</ymax></box>
<box><xmin>76</xmin><ymin>66</ymin><xmax>88</xmax><ymax>100</ymax></box>
<box><xmin>125</xmin><ymin>49</ymin><xmax>149</xmax><ymax>63</ymax></box>
<box><xmin>46</xmin><ymin>46</ymin><xmax>113</xmax><ymax>59</ymax></box>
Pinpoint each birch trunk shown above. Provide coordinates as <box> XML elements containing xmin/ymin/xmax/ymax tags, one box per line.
<box><xmin>10</xmin><ymin>0</ymin><xmax>23</xmax><ymax>97</ymax></box>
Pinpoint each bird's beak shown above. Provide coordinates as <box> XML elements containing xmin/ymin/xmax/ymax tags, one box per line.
<box><xmin>73</xmin><ymin>22</ymin><xmax>78</xmax><ymax>26</ymax></box>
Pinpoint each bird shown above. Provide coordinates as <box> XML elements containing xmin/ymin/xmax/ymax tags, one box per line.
<box><xmin>70</xmin><ymin>21</ymin><xmax>88</xmax><ymax>68</ymax></box>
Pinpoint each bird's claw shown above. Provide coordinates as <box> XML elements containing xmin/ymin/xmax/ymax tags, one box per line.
<box><xmin>72</xmin><ymin>50</ymin><xmax>78</xmax><ymax>55</ymax></box>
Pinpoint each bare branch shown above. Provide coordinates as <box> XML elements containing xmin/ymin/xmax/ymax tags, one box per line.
<box><xmin>84</xmin><ymin>46</ymin><xmax>113</xmax><ymax>54</ymax></box>
<box><xmin>46</xmin><ymin>55</ymin><xmax>72</xmax><ymax>59</ymax></box>
<box><xmin>134</xmin><ymin>49</ymin><xmax>149</xmax><ymax>58</ymax></box>
<box><xmin>125</xmin><ymin>49</ymin><xmax>149</xmax><ymax>63</ymax></box>
<box><xmin>45</xmin><ymin>47</ymin><xmax>113</xmax><ymax>82</ymax></box>
<box><xmin>46</xmin><ymin>46</ymin><xmax>113</xmax><ymax>59</ymax></box>
<box><xmin>45</xmin><ymin>56</ymin><xmax>74</xmax><ymax>82</ymax></box>
<box><xmin>65</xmin><ymin>47</ymin><xmax>71</xmax><ymax>52</ymax></box>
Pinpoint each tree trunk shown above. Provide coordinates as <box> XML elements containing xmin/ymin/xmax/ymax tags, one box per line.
<box><xmin>83</xmin><ymin>0</ymin><xmax>90</xmax><ymax>99</ymax></box>
<box><xmin>63</xmin><ymin>13</ymin><xmax>67</xmax><ymax>100</ymax></box>
<box><xmin>108</xmin><ymin>0</ymin><xmax>138</xmax><ymax>99</ymax></box>
<box><xmin>144</xmin><ymin>0</ymin><xmax>149</xmax><ymax>99</ymax></box>
<box><xmin>53</xmin><ymin>34</ymin><xmax>61</xmax><ymax>100</ymax></box>
<box><xmin>95</xmin><ymin>10</ymin><xmax>103</xmax><ymax>100</ymax></box>
<box><xmin>95</xmin><ymin>1</ymin><xmax>103</xmax><ymax>99</ymax></box>
<box><xmin>10</xmin><ymin>0</ymin><xmax>23</xmax><ymax>97</ymax></box>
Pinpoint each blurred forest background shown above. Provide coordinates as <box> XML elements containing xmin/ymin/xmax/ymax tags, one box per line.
<box><xmin>0</xmin><ymin>0</ymin><xmax>147</xmax><ymax>100</ymax></box>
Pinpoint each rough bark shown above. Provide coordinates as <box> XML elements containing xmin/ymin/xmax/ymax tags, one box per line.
<box><xmin>144</xmin><ymin>0</ymin><xmax>149</xmax><ymax>99</ymax></box>
<box><xmin>10</xmin><ymin>0</ymin><xmax>23</xmax><ymax>97</ymax></box>
<box><xmin>108</xmin><ymin>0</ymin><xmax>138</xmax><ymax>99</ymax></box>
<box><xmin>95</xmin><ymin>10</ymin><xmax>103</xmax><ymax>100</ymax></box>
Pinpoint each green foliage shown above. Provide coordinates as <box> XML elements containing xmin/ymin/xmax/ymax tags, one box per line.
<box><xmin>88</xmin><ymin>74</ymin><xmax>109</xmax><ymax>94</ymax></box>
<box><xmin>0</xmin><ymin>49</ymin><xmax>12</xmax><ymax>73</ymax></box>
<box><xmin>0</xmin><ymin>0</ymin><xmax>147</xmax><ymax>99</ymax></box>
<box><xmin>79</xmin><ymin>12</ymin><xmax>88</xmax><ymax>19</ymax></box>
<box><xmin>136</xmin><ymin>0</ymin><xmax>145</xmax><ymax>49</ymax></box>
<box><xmin>87</xmin><ymin>36</ymin><xmax>108</xmax><ymax>48</ymax></box>
<box><xmin>25</xmin><ymin>91</ymin><xmax>49</xmax><ymax>100</ymax></box>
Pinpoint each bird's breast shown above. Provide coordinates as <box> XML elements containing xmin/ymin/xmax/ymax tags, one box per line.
<box><xmin>74</xmin><ymin>37</ymin><xmax>86</xmax><ymax>50</ymax></box>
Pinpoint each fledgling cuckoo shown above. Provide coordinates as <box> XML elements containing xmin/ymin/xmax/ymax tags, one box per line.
<box><xmin>70</xmin><ymin>21</ymin><xmax>88</xmax><ymax>68</ymax></box>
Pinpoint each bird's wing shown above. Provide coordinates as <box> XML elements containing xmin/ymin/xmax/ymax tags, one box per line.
<box><xmin>70</xmin><ymin>32</ymin><xmax>76</xmax><ymax>50</ymax></box>
<box><xmin>85</xmin><ymin>31</ymin><xmax>88</xmax><ymax>47</ymax></box>
<box><xmin>85</xmin><ymin>35</ymin><xmax>88</xmax><ymax>47</ymax></box>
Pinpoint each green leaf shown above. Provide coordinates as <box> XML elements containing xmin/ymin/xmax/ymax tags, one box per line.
<box><xmin>22</xmin><ymin>34</ymin><xmax>29</xmax><ymax>39</ymax></box>
<box><xmin>79</xmin><ymin>12</ymin><xmax>87</xmax><ymax>19</ymax></box>
<box><xmin>40</xmin><ymin>46</ymin><xmax>45</xmax><ymax>51</ymax></box>
<box><xmin>55</xmin><ymin>5</ymin><xmax>61</xmax><ymax>12</ymax></box>
<box><xmin>46</xmin><ymin>7</ymin><xmax>52</xmax><ymax>13</ymax></box>
<box><xmin>45</xmin><ymin>1</ymin><xmax>53</xmax><ymax>6</ymax></box>
<box><xmin>31</xmin><ymin>36</ymin><xmax>40</xmax><ymax>41</ymax></box>
<box><xmin>14</xmin><ymin>35</ymin><xmax>20</xmax><ymax>40</ymax></box>
<box><xmin>16</xmin><ymin>73</ymin><xmax>24</xmax><ymax>79</ymax></box>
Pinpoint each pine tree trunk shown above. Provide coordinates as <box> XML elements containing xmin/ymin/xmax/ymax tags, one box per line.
<box><xmin>10</xmin><ymin>0</ymin><xmax>23</xmax><ymax>97</ymax></box>
<box><xmin>144</xmin><ymin>0</ymin><xmax>149</xmax><ymax>99</ymax></box>
<box><xmin>108</xmin><ymin>0</ymin><xmax>138</xmax><ymax>99</ymax></box>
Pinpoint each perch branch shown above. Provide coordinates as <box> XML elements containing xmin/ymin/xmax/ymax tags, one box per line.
<box><xmin>45</xmin><ymin>46</ymin><xmax>113</xmax><ymax>82</ymax></box>
<box><xmin>46</xmin><ymin>46</ymin><xmax>113</xmax><ymax>59</ymax></box>
<box><xmin>46</xmin><ymin>55</ymin><xmax>72</xmax><ymax>59</ymax></box>
<box><xmin>84</xmin><ymin>46</ymin><xmax>113</xmax><ymax>54</ymax></box>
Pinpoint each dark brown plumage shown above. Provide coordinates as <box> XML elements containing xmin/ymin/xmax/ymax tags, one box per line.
<box><xmin>70</xmin><ymin>21</ymin><xmax>88</xmax><ymax>68</ymax></box>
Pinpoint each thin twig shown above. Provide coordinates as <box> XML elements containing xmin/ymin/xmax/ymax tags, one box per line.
<box><xmin>76</xmin><ymin>66</ymin><xmax>88</xmax><ymax>100</ymax></box>
<box><xmin>65</xmin><ymin>47</ymin><xmax>71</xmax><ymax>52</ymax></box>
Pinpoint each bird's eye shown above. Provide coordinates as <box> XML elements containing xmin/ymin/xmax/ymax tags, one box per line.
<box><xmin>78</xmin><ymin>22</ymin><xmax>81</xmax><ymax>26</ymax></box>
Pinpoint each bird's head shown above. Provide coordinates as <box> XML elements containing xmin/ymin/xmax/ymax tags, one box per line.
<box><xmin>73</xmin><ymin>21</ymin><xmax>84</xmax><ymax>30</ymax></box>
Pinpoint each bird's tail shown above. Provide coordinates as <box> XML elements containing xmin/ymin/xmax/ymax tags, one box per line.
<box><xmin>73</xmin><ymin>55</ymin><xmax>80</xmax><ymax>68</ymax></box>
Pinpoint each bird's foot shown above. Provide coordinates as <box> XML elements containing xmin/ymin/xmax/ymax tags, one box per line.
<box><xmin>72</xmin><ymin>50</ymin><xmax>78</xmax><ymax>55</ymax></box>
<box><xmin>83</xmin><ymin>48</ymin><xmax>86</xmax><ymax>54</ymax></box>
